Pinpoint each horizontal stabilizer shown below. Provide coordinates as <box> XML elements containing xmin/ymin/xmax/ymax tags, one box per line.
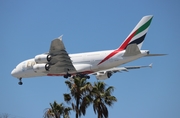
<box><xmin>123</xmin><ymin>44</ymin><xmax>141</xmax><ymax>57</ymax></box>
<box><xmin>145</xmin><ymin>54</ymin><xmax>167</xmax><ymax>57</ymax></box>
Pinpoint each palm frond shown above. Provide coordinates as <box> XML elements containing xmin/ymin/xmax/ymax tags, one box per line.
<box><xmin>106</xmin><ymin>86</ymin><xmax>114</xmax><ymax>92</ymax></box>
<box><xmin>43</xmin><ymin>108</ymin><xmax>55</xmax><ymax>118</ymax></box>
<box><xmin>63</xmin><ymin>107</ymin><xmax>72</xmax><ymax>118</ymax></box>
<box><xmin>63</xmin><ymin>94</ymin><xmax>72</xmax><ymax>104</ymax></box>
<box><xmin>80</xmin><ymin>94</ymin><xmax>93</xmax><ymax>115</ymax></box>
<box><xmin>92</xmin><ymin>81</ymin><xmax>117</xmax><ymax>118</ymax></box>
<box><xmin>101</xmin><ymin>103</ymin><xmax>108</xmax><ymax>118</ymax></box>
<box><xmin>71</xmin><ymin>103</ymin><xmax>76</xmax><ymax>110</ymax></box>
<box><xmin>65</xmin><ymin>80</ymin><xmax>72</xmax><ymax>89</ymax></box>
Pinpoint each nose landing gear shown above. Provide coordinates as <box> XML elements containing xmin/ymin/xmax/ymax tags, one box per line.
<box><xmin>18</xmin><ymin>78</ymin><xmax>23</xmax><ymax>85</ymax></box>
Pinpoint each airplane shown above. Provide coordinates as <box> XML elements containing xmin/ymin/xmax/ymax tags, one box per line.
<box><xmin>11</xmin><ymin>15</ymin><xmax>165</xmax><ymax>85</ymax></box>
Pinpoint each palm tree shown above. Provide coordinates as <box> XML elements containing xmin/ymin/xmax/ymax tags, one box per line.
<box><xmin>44</xmin><ymin>101</ymin><xmax>71</xmax><ymax>118</ymax></box>
<box><xmin>92</xmin><ymin>81</ymin><xmax>117</xmax><ymax>118</ymax></box>
<box><xmin>63</xmin><ymin>77</ymin><xmax>93</xmax><ymax>118</ymax></box>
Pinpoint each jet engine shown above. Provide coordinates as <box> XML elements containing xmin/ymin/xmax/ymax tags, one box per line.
<box><xmin>34</xmin><ymin>54</ymin><xmax>51</xmax><ymax>63</ymax></box>
<box><xmin>33</xmin><ymin>63</ymin><xmax>50</xmax><ymax>72</ymax></box>
<box><xmin>95</xmin><ymin>72</ymin><xmax>112</xmax><ymax>80</ymax></box>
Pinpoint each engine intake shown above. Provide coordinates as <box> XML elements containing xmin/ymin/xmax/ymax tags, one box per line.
<box><xmin>35</xmin><ymin>54</ymin><xmax>51</xmax><ymax>63</ymax></box>
<box><xmin>33</xmin><ymin>63</ymin><xmax>50</xmax><ymax>72</ymax></box>
<box><xmin>96</xmin><ymin>72</ymin><xmax>112</xmax><ymax>80</ymax></box>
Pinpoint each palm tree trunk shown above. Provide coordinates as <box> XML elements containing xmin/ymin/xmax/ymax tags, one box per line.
<box><xmin>98</xmin><ymin>111</ymin><xmax>101</xmax><ymax>118</ymax></box>
<box><xmin>97</xmin><ymin>103</ymin><xmax>101</xmax><ymax>118</ymax></box>
<box><xmin>76</xmin><ymin>113</ymin><xmax>78</xmax><ymax>118</ymax></box>
<box><xmin>76</xmin><ymin>96</ymin><xmax>79</xmax><ymax>118</ymax></box>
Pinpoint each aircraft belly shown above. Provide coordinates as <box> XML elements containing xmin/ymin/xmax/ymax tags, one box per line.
<box><xmin>73</xmin><ymin>64</ymin><xmax>91</xmax><ymax>72</ymax></box>
<box><xmin>97</xmin><ymin>54</ymin><xmax>144</xmax><ymax>71</ymax></box>
<box><xmin>120</xmin><ymin>54</ymin><xmax>144</xmax><ymax>64</ymax></box>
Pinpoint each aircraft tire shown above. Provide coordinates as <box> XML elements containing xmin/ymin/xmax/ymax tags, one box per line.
<box><xmin>107</xmin><ymin>72</ymin><xmax>112</xmax><ymax>78</ymax></box>
<box><xmin>86</xmin><ymin>76</ymin><xmax>90</xmax><ymax>79</ymax></box>
<box><xmin>63</xmin><ymin>75</ymin><xmax>68</xmax><ymax>79</ymax></box>
<box><xmin>18</xmin><ymin>81</ymin><xmax>23</xmax><ymax>85</ymax></box>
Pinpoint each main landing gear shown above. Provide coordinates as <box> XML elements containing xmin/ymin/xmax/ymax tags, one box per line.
<box><xmin>18</xmin><ymin>78</ymin><xmax>23</xmax><ymax>85</ymax></box>
<box><xmin>63</xmin><ymin>73</ymin><xmax>71</xmax><ymax>79</ymax></box>
<box><xmin>63</xmin><ymin>69</ymin><xmax>90</xmax><ymax>80</ymax></box>
<box><xmin>75</xmin><ymin>74</ymin><xmax>90</xmax><ymax>79</ymax></box>
<box><xmin>63</xmin><ymin>73</ymin><xmax>90</xmax><ymax>79</ymax></box>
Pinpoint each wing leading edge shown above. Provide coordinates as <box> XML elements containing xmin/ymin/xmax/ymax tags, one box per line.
<box><xmin>48</xmin><ymin>36</ymin><xmax>76</xmax><ymax>74</ymax></box>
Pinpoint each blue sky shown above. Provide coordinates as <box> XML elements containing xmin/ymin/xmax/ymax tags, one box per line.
<box><xmin>1</xmin><ymin>0</ymin><xmax>180</xmax><ymax>118</ymax></box>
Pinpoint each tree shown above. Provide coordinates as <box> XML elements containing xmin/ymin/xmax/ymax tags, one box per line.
<box><xmin>0</xmin><ymin>113</ymin><xmax>9</xmax><ymax>118</ymax></box>
<box><xmin>91</xmin><ymin>81</ymin><xmax>117</xmax><ymax>118</ymax></box>
<box><xmin>63</xmin><ymin>77</ymin><xmax>93</xmax><ymax>118</ymax></box>
<box><xmin>44</xmin><ymin>101</ymin><xmax>71</xmax><ymax>118</ymax></box>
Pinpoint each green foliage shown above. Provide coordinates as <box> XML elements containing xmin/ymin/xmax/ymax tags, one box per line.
<box><xmin>91</xmin><ymin>81</ymin><xmax>117</xmax><ymax>118</ymax></box>
<box><xmin>63</xmin><ymin>77</ymin><xmax>93</xmax><ymax>118</ymax></box>
<box><xmin>45</xmin><ymin>76</ymin><xmax>117</xmax><ymax>118</ymax></box>
<box><xmin>44</xmin><ymin>101</ymin><xmax>71</xmax><ymax>118</ymax></box>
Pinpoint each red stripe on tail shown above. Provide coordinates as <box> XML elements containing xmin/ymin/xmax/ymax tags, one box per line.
<box><xmin>98</xmin><ymin>30</ymin><xmax>137</xmax><ymax>65</ymax></box>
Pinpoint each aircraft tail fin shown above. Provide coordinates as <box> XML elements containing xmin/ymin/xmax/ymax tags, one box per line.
<box><xmin>123</xmin><ymin>44</ymin><xmax>141</xmax><ymax>57</ymax></box>
<box><xmin>118</xmin><ymin>15</ymin><xmax>153</xmax><ymax>51</ymax></box>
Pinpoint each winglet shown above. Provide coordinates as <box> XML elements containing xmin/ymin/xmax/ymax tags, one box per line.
<box><xmin>58</xmin><ymin>35</ymin><xmax>63</xmax><ymax>40</ymax></box>
<box><xmin>149</xmin><ymin>63</ymin><xmax>153</xmax><ymax>68</ymax></box>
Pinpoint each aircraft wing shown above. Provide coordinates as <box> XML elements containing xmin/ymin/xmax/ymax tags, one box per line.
<box><xmin>118</xmin><ymin>63</ymin><xmax>152</xmax><ymax>71</ymax></box>
<box><xmin>47</xmin><ymin>36</ymin><xmax>76</xmax><ymax>74</ymax></box>
<box><xmin>92</xmin><ymin>64</ymin><xmax>152</xmax><ymax>80</ymax></box>
<box><xmin>145</xmin><ymin>54</ymin><xmax>167</xmax><ymax>56</ymax></box>
<box><xmin>94</xmin><ymin>63</ymin><xmax>152</xmax><ymax>74</ymax></box>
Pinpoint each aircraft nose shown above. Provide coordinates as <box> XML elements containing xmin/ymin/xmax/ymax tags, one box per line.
<box><xmin>11</xmin><ymin>69</ymin><xmax>17</xmax><ymax>77</ymax></box>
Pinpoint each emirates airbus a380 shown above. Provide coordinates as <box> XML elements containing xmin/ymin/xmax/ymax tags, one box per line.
<box><xmin>11</xmin><ymin>15</ymin><xmax>165</xmax><ymax>85</ymax></box>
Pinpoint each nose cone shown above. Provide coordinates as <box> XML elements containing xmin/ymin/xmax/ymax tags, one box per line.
<box><xmin>11</xmin><ymin>69</ymin><xmax>17</xmax><ymax>77</ymax></box>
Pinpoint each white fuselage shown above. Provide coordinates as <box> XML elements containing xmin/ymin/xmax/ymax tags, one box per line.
<box><xmin>11</xmin><ymin>15</ymin><xmax>155</xmax><ymax>81</ymax></box>
<box><xmin>11</xmin><ymin>49</ymin><xmax>149</xmax><ymax>78</ymax></box>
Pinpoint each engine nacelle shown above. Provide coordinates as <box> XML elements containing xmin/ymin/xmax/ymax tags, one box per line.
<box><xmin>34</xmin><ymin>54</ymin><xmax>51</xmax><ymax>63</ymax></box>
<box><xmin>95</xmin><ymin>72</ymin><xmax>112</xmax><ymax>80</ymax></box>
<box><xmin>33</xmin><ymin>63</ymin><xmax>50</xmax><ymax>72</ymax></box>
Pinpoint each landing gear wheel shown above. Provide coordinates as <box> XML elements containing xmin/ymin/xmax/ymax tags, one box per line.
<box><xmin>67</xmin><ymin>73</ymin><xmax>71</xmax><ymax>77</ymax></box>
<box><xmin>75</xmin><ymin>74</ymin><xmax>90</xmax><ymax>79</ymax></box>
<box><xmin>86</xmin><ymin>76</ymin><xmax>90</xmax><ymax>79</ymax></box>
<box><xmin>63</xmin><ymin>75</ymin><xmax>68</xmax><ymax>79</ymax></box>
<box><xmin>63</xmin><ymin>73</ymin><xmax>71</xmax><ymax>79</ymax></box>
<box><xmin>18</xmin><ymin>78</ymin><xmax>23</xmax><ymax>85</ymax></box>
<box><xmin>107</xmin><ymin>72</ymin><xmax>112</xmax><ymax>78</ymax></box>
<box><xmin>18</xmin><ymin>81</ymin><xmax>23</xmax><ymax>85</ymax></box>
